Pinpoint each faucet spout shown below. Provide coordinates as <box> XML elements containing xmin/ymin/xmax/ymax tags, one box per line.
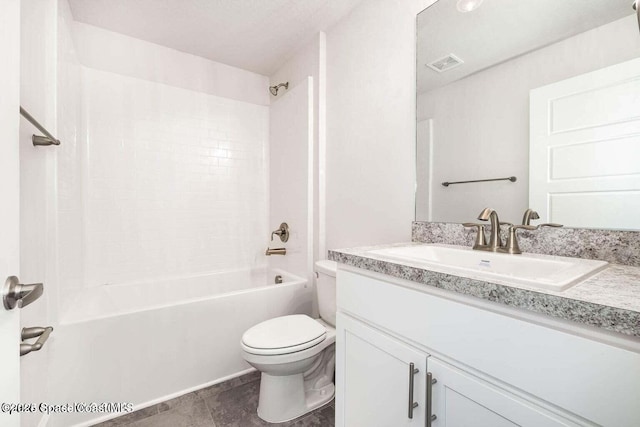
<box><xmin>265</xmin><ymin>247</ymin><xmax>286</xmax><ymax>256</ymax></box>
<box><xmin>477</xmin><ymin>208</ymin><xmax>502</xmax><ymax>251</ymax></box>
<box><xmin>521</xmin><ymin>209</ymin><xmax>540</xmax><ymax>226</ymax></box>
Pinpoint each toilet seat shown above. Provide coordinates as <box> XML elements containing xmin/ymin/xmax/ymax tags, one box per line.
<box><xmin>241</xmin><ymin>314</ymin><xmax>327</xmax><ymax>356</ymax></box>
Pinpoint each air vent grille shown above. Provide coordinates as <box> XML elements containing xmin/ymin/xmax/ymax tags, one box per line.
<box><xmin>426</xmin><ymin>54</ymin><xmax>464</xmax><ymax>72</ymax></box>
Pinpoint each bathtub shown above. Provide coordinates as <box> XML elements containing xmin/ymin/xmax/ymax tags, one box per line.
<box><xmin>47</xmin><ymin>268</ymin><xmax>313</xmax><ymax>427</ymax></box>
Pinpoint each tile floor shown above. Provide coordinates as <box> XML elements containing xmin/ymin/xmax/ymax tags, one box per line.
<box><xmin>93</xmin><ymin>371</ymin><xmax>335</xmax><ymax>427</ymax></box>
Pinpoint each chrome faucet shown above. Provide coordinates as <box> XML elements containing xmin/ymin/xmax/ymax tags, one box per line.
<box><xmin>464</xmin><ymin>208</ymin><xmax>506</xmax><ymax>251</ymax></box>
<box><xmin>465</xmin><ymin>208</ymin><xmax>564</xmax><ymax>254</ymax></box>
<box><xmin>521</xmin><ymin>209</ymin><xmax>540</xmax><ymax>226</ymax></box>
<box><xmin>477</xmin><ymin>208</ymin><xmax>503</xmax><ymax>251</ymax></box>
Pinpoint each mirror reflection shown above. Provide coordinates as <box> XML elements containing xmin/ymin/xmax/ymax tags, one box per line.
<box><xmin>416</xmin><ymin>0</ymin><xmax>640</xmax><ymax>230</ymax></box>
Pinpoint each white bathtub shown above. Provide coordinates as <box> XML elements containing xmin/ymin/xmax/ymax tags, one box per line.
<box><xmin>47</xmin><ymin>268</ymin><xmax>313</xmax><ymax>427</ymax></box>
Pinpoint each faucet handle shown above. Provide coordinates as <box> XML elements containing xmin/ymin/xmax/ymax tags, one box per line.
<box><xmin>462</xmin><ymin>223</ymin><xmax>487</xmax><ymax>249</ymax></box>
<box><xmin>270</xmin><ymin>223</ymin><xmax>290</xmax><ymax>242</ymax></box>
<box><xmin>512</xmin><ymin>224</ymin><xmax>537</xmax><ymax>231</ymax></box>
<box><xmin>501</xmin><ymin>224</ymin><xmax>537</xmax><ymax>254</ymax></box>
<box><xmin>538</xmin><ymin>223</ymin><xmax>563</xmax><ymax>229</ymax></box>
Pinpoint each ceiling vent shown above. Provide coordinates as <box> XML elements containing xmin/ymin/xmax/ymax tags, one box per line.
<box><xmin>426</xmin><ymin>54</ymin><xmax>464</xmax><ymax>72</ymax></box>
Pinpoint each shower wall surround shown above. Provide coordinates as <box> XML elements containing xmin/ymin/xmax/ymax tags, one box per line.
<box><xmin>82</xmin><ymin>68</ymin><xmax>268</xmax><ymax>287</ymax></box>
<box><xmin>56</xmin><ymin>0</ymin><xmax>84</xmax><ymax>309</ymax></box>
<box><xmin>54</xmin><ymin>21</ymin><xmax>271</xmax><ymax>299</ymax></box>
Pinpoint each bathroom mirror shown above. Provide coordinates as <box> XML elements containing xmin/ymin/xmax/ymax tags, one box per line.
<box><xmin>416</xmin><ymin>0</ymin><xmax>640</xmax><ymax>229</ymax></box>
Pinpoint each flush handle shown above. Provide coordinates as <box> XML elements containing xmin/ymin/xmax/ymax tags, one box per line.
<box><xmin>3</xmin><ymin>276</ymin><xmax>44</xmax><ymax>310</ymax></box>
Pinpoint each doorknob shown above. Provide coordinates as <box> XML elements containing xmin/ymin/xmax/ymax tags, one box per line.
<box><xmin>3</xmin><ymin>276</ymin><xmax>44</xmax><ymax>310</ymax></box>
<box><xmin>21</xmin><ymin>326</ymin><xmax>53</xmax><ymax>356</ymax></box>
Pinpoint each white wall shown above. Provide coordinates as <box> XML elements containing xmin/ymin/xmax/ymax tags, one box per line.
<box><xmin>324</xmin><ymin>0</ymin><xmax>434</xmax><ymax>251</ymax></box>
<box><xmin>417</xmin><ymin>14</ymin><xmax>640</xmax><ymax>224</ymax></box>
<box><xmin>269</xmin><ymin>33</ymin><xmax>326</xmax><ymax>265</ymax></box>
<box><xmin>72</xmin><ymin>22</ymin><xmax>269</xmax><ymax>106</ymax></box>
<box><xmin>267</xmin><ymin>79</ymin><xmax>313</xmax><ymax>279</ymax></box>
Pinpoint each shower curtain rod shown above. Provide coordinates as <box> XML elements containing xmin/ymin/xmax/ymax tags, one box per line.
<box><xmin>19</xmin><ymin>106</ymin><xmax>61</xmax><ymax>146</ymax></box>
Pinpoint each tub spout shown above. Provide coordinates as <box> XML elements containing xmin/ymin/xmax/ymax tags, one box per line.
<box><xmin>265</xmin><ymin>247</ymin><xmax>286</xmax><ymax>256</ymax></box>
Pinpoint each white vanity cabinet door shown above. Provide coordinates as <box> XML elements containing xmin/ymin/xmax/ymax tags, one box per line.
<box><xmin>429</xmin><ymin>358</ymin><xmax>578</xmax><ymax>427</ymax></box>
<box><xmin>336</xmin><ymin>313</ymin><xmax>428</xmax><ymax>427</ymax></box>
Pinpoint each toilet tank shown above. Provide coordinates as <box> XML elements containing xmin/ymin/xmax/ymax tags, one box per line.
<box><xmin>315</xmin><ymin>260</ymin><xmax>337</xmax><ymax>327</ymax></box>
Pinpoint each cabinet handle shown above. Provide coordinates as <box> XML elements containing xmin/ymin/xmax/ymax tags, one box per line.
<box><xmin>408</xmin><ymin>362</ymin><xmax>419</xmax><ymax>419</ymax></box>
<box><xmin>426</xmin><ymin>372</ymin><xmax>437</xmax><ymax>426</ymax></box>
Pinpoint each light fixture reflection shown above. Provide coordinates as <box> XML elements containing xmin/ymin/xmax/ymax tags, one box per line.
<box><xmin>457</xmin><ymin>0</ymin><xmax>484</xmax><ymax>13</ymax></box>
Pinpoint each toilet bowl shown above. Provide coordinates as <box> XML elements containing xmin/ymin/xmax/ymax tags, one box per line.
<box><xmin>240</xmin><ymin>260</ymin><xmax>337</xmax><ymax>423</ymax></box>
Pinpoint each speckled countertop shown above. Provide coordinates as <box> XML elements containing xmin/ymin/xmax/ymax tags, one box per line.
<box><xmin>328</xmin><ymin>242</ymin><xmax>640</xmax><ymax>338</ymax></box>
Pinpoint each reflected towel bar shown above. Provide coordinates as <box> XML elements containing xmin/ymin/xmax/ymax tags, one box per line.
<box><xmin>442</xmin><ymin>176</ymin><xmax>516</xmax><ymax>187</ymax></box>
<box><xmin>19</xmin><ymin>106</ymin><xmax>61</xmax><ymax>146</ymax></box>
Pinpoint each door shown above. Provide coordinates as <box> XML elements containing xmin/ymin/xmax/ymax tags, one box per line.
<box><xmin>429</xmin><ymin>358</ymin><xmax>578</xmax><ymax>427</ymax></box>
<box><xmin>530</xmin><ymin>57</ymin><xmax>640</xmax><ymax>229</ymax></box>
<box><xmin>0</xmin><ymin>1</ymin><xmax>22</xmax><ymax>426</ymax></box>
<box><xmin>336</xmin><ymin>313</ymin><xmax>428</xmax><ymax>427</ymax></box>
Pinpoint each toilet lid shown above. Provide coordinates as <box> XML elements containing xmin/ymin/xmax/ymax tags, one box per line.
<box><xmin>242</xmin><ymin>314</ymin><xmax>326</xmax><ymax>355</ymax></box>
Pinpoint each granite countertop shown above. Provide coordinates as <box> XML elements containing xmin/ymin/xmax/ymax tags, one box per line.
<box><xmin>328</xmin><ymin>242</ymin><xmax>640</xmax><ymax>338</ymax></box>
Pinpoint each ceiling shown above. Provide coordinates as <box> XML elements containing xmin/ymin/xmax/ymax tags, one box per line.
<box><xmin>417</xmin><ymin>0</ymin><xmax>636</xmax><ymax>93</ymax></box>
<box><xmin>67</xmin><ymin>0</ymin><xmax>363</xmax><ymax>76</ymax></box>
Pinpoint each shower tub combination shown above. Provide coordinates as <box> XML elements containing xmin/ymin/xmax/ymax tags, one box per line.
<box><xmin>47</xmin><ymin>268</ymin><xmax>313</xmax><ymax>427</ymax></box>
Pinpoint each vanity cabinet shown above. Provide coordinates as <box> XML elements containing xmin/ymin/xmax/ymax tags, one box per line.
<box><xmin>339</xmin><ymin>314</ymin><xmax>428</xmax><ymax>426</ymax></box>
<box><xmin>335</xmin><ymin>267</ymin><xmax>640</xmax><ymax>427</ymax></box>
<box><xmin>338</xmin><ymin>313</ymin><xmax>577</xmax><ymax>427</ymax></box>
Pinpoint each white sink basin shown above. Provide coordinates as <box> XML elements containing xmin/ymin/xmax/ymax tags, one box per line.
<box><xmin>366</xmin><ymin>244</ymin><xmax>608</xmax><ymax>292</ymax></box>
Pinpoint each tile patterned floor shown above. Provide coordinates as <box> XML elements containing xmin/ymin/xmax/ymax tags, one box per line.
<box><xmin>93</xmin><ymin>372</ymin><xmax>335</xmax><ymax>427</ymax></box>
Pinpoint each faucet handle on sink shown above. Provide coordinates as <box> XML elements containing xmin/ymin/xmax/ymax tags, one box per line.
<box><xmin>462</xmin><ymin>223</ymin><xmax>487</xmax><ymax>249</ymax></box>
<box><xmin>538</xmin><ymin>223</ymin><xmax>563</xmax><ymax>229</ymax></box>
<box><xmin>501</xmin><ymin>224</ymin><xmax>537</xmax><ymax>254</ymax></box>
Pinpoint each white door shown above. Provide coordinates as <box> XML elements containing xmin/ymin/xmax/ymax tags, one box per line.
<box><xmin>530</xmin><ymin>57</ymin><xmax>640</xmax><ymax>229</ymax></box>
<box><xmin>336</xmin><ymin>313</ymin><xmax>428</xmax><ymax>427</ymax></box>
<box><xmin>429</xmin><ymin>358</ymin><xmax>578</xmax><ymax>427</ymax></box>
<box><xmin>0</xmin><ymin>1</ymin><xmax>22</xmax><ymax>426</ymax></box>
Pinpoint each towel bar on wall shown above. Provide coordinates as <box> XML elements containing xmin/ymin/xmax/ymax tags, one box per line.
<box><xmin>441</xmin><ymin>176</ymin><xmax>517</xmax><ymax>187</ymax></box>
<box><xmin>19</xmin><ymin>106</ymin><xmax>61</xmax><ymax>146</ymax></box>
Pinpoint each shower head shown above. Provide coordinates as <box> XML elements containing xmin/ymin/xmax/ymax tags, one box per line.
<box><xmin>269</xmin><ymin>82</ymin><xmax>289</xmax><ymax>96</ymax></box>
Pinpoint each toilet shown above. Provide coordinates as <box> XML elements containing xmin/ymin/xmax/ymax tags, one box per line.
<box><xmin>240</xmin><ymin>260</ymin><xmax>337</xmax><ymax>423</ymax></box>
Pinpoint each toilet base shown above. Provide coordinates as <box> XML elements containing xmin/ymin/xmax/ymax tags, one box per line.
<box><xmin>257</xmin><ymin>373</ymin><xmax>335</xmax><ymax>423</ymax></box>
<box><xmin>256</xmin><ymin>343</ymin><xmax>335</xmax><ymax>423</ymax></box>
